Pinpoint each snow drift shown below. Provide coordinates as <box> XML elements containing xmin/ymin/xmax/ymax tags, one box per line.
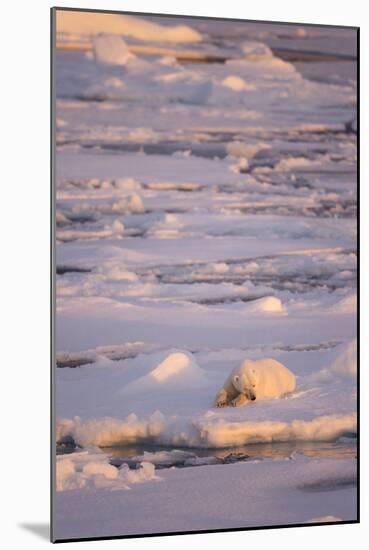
<box><xmin>57</xmin><ymin>11</ymin><xmax>202</xmax><ymax>43</ymax></box>
<box><xmin>56</xmin><ymin>411</ymin><xmax>356</xmax><ymax>449</ymax></box>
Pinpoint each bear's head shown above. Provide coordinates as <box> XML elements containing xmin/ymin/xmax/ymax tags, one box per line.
<box><xmin>232</xmin><ymin>360</ymin><xmax>257</xmax><ymax>400</ymax></box>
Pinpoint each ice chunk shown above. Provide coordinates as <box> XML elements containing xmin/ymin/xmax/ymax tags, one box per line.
<box><xmin>128</xmin><ymin>194</ymin><xmax>145</xmax><ymax>214</ymax></box>
<box><xmin>111</xmin><ymin>194</ymin><xmax>145</xmax><ymax>214</ymax></box>
<box><xmin>107</xmin><ymin>268</ymin><xmax>138</xmax><ymax>282</ymax></box>
<box><xmin>119</xmin><ymin>462</ymin><xmax>157</xmax><ymax>484</ymax></box>
<box><xmin>83</xmin><ymin>461</ymin><xmax>118</xmax><ymax>480</ymax></box>
<box><xmin>111</xmin><ymin>219</ymin><xmax>125</xmax><ymax>235</ymax></box>
<box><xmin>274</xmin><ymin>157</ymin><xmax>320</xmax><ymax>171</ymax></box>
<box><xmin>226</xmin><ymin>141</ymin><xmax>270</xmax><ymax>159</ymax></box>
<box><xmin>56</xmin><ymin>448</ymin><xmax>158</xmax><ymax>492</ymax></box>
<box><xmin>93</xmin><ymin>34</ymin><xmax>135</xmax><ymax>66</ymax></box>
<box><xmin>212</xmin><ymin>262</ymin><xmax>229</xmax><ymax>274</ymax></box>
<box><xmin>130</xmin><ymin>450</ymin><xmax>196</xmax><ymax>467</ymax></box>
<box><xmin>56</xmin><ymin>459</ymin><xmax>82</xmax><ymax>491</ymax></box>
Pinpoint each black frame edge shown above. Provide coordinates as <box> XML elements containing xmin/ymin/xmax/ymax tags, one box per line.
<box><xmin>50</xmin><ymin>6</ymin><xmax>57</xmax><ymax>544</ymax></box>
<box><xmin>356</xmin><ymin>25</ymin><xmax>360</xmax><ymax>525</ymax></box>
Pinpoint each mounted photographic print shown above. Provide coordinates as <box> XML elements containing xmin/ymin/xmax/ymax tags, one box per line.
<box><xmin>51</xmin><ymin>7</ymin><xmax>359</xmax><ymax>542</ymax></box>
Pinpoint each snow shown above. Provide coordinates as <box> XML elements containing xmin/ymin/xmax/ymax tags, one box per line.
<box><xmin>54</xmin><ymin>455</ymin><xmax>356</xmax><ymax>540</ymax></box>
<box><xmin>53</xmin><ymin>13</ymin><xmax>357</xmax><ymax>540</ymax></box>
<box><xmin>57</xmin><ymin>11</ymin><xmax>202</xmax><ymax>43</ymax></box>
<box><xmin>56</xmin><ymin>411</ymin><xmax>356</xmax><ymax>450</ymax></box>
<box><xmin>55</xmin><ymin>340</ymin><xmax>356</xmax><ymax>449</ymax></box>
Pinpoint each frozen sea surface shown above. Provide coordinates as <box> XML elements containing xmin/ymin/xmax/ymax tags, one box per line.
<box><xmin>54</xmin><ymin>12</ymin><xmax>357</xmax><ymax>539</ymax></box>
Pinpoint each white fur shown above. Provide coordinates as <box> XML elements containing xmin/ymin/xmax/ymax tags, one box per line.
<box><xmin>215</xmin><ymin>358</ymin><xmax>296</xmax><ymax>407</ymax></box>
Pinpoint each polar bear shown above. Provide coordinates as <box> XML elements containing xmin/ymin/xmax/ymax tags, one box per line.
<box><xmin>215</xmin><ymin>358</ymin><xmax>296</xmax><ymax>407</ymax></box>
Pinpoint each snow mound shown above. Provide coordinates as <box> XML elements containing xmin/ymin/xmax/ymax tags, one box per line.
<box><xmin>121</xmin><ymin>351</ymin><xmax>207</xmax><ymax>393</ymax></box>
<box><xmin>111</xmin><ymin>219</ymin><xmax>124</xmax><ymax>235</ymax></box>
<box><xmin>331</xmin><ymin>339</ymin><xmax>357</xmax><ymax>377</ymax></box>
<box><xmin>315</xmin><ymin>339</ymin><xmax>357</xmax><ymax>381</ymax></box>
<box><xmin>293</xmin><ymin>27</ymin><xmax>308</xmax><ymax>38</ymax></box>
<box><xmin>56</xmin><ymin>449</ymin><xmax>157</xmax><ymax>492</ymax></box>
<box><xmin>93</xmin><ymin>34</ymin><xmax>135</xmax><ymax>66</ymax></box>
<box><xmin>330</xmin><ymin>294</ymin><xmax>357</xmax><ymax>314</ymax></box>
<box><xmin>115</xmin><ymin>177</ymin><xmax>141</xmax><ymax>191</ymax></box>
<box><xmin>212</xmin><ymin>262</ymin><xmax>229</xmax><ymax>274</ymax></box>
<box><xmin>125</xmin><ymin>193</ymin><xmax>145</xmax><ymax>214</ymax></box>
<box><xmin>226</xmin><ymin>141</ymin><xmax>270</xmax><ymax>159</ymax></box>
<box><xmin>247</xmin><ymin>296</ymin><xmax>285</xmax><ymax>314</ymax></box>
<box><xmin>221</xmin><ymin>76</ymin><xmax>255</xmax><ymax>92</ymax></box>
<box><xmin>83</xmin><ymin>461</ymin><xmax>118</xmax><ymax>479</ymax></box>
<box><xmin>57</xmin><ymin>11</ymin><xmax>202</xmax><ymax>43</ymax></box>
<box><xmin>111</xmin><ymin>193</ymin><xmax>145</xmax><ymax>214</ymax></box>
<box><xmin>148</xmin><ymin>352</ymin><xmax>196</xmax><ymax>382</ymax></box>
<box><xmin>107</xmin><ymin>268</ymin><xmax>138</xmax><ymax>282</ymax></box>
<box><xmin>241</xmin><ymin>41</ymin><xmax>273</xmax><ymax>60</ymax></box>
<box><xmin>120</xmin><ymin>462</ymin><xmax>156</xmax><ymax>484</ymax></box>
<box><xmin>274</xmin><ymin>157</ymin><xmax>320</xmax><ymax>171</ymax></box>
